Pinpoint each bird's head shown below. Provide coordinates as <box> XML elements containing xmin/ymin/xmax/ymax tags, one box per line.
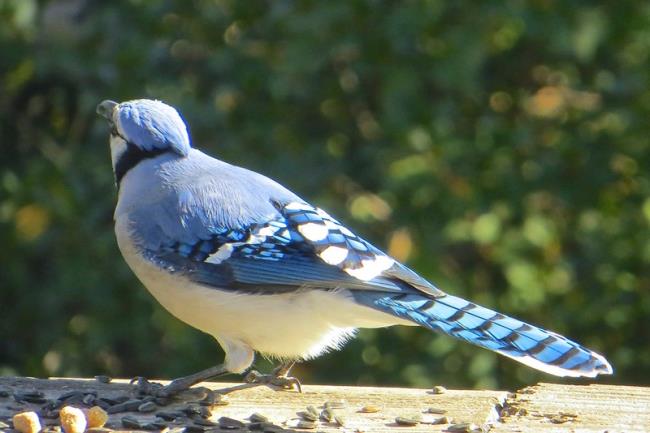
<box><xmin>96</xmin><ymin>99</ymin><xmax>191</xmax><ymax>185</ymax></box>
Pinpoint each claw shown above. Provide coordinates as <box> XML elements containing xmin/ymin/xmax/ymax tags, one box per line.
<box><xmin>244</xmin><ymin>369</ymin><xmax>302</xmax><ymax>392</ymax></box>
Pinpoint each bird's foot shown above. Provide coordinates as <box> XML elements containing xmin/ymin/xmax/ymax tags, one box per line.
<box><xmin>244</xmin><ymin>367</ymin><xmax>302</xmax><ymax>392</ymax></box>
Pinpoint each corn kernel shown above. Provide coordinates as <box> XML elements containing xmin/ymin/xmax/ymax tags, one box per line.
<box><xmin>60</xmin><ymin>406</ymin><xmax>87</xmax><ymax>433</ymax></box>
<box><xmin>86</xmin><ymin>406</ymin><xmax>108</xmax><ymax>428</ymax></box>
<box><xmin>13</xmin><ymin>411</ymin><xmax>42</xmax><ymax>433</ymax></box>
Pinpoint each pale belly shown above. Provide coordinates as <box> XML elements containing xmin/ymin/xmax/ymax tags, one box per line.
<box><xmin>114</xmin><ymin>217</ymin><xmax>408</xmax><ymax>372</ymax></box>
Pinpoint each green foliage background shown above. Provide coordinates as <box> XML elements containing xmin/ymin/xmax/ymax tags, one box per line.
<box><xmin>1</xmin><ymin>0</ymin><xmax>648</xmax><ymax>390</ymax></box>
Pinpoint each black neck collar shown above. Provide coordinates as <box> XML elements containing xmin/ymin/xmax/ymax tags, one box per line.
<box><xmin>114</xmin><ymin>142</ymin><xmax>168</xmax><ymax>187</ymax></box>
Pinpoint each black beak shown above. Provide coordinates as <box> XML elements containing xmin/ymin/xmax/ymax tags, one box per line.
<box><xmin>96</xmin><ymin>100</ymin><xmax>118</xmax><ymax>120</ymax></box>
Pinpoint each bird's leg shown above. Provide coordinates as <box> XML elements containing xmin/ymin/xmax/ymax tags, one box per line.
<box><xmin>133</xmin><ymin>364</ymin><xmax>229</xmax><ymax>398</ymax></box>
<box><xmin>244</xmin><ymin>361</ymin><xmax>302</xmax><ymax>392</ymax></box>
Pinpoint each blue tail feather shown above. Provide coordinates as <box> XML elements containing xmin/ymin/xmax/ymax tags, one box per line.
<box><xmin>354</xmin><ymin>291</ymin><xmax>612</xmax><ymax>377</ymax></box>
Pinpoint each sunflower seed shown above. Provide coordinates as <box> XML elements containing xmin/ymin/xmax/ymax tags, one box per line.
<box><xmin>395</xmin><ymin>416</ymin><xmax>420</xmax><ymax>426</ymax></box>
<box><xmin>430</xmin><ymin>416</ymin><xmax>451</xmax><ymax>425</ymax></box>
<box><xmin>15</xmin><ymin>391</ymin><xmax>47</xmax><ymax>404</ymax></box>
<box><xmin>218</xmin><ymin>417</ymin><xmax>245</xmax><ymax>429</ymax></box>
<box><xmin>249</xmin><ymin>413</ymin><xmax>268</xmax><ymax>423</ymax></box>
<box><xmin>138</xmin><ymin>401</ymin><xmax>158</xmax><ymax>413</ymax></box>
<box><xmin>106</xmin><ymin>403</ymin><xmax>127</xmax><ymax>414</ymax></box>
<box><xmin>447</xmin><ymin>423</ymin><xmax>481</xmax><ymax>432</ymax></box>
<box><xmin>426</xmin><ymin>407</ymin><xmax>447</xmax><ymax>414</ymax></box>
<box><xmin>297</xmin><ymin>411</ymin><xmax>317</xmax><ymax>422</ymax></box>
<box><xmin>432</xmin><ymin>386</ymin><xmax>447</xmax><ymax>395</ymax></box>
<box><xmin>296</xmin><ymin>420</ymin><xmax>317</xmax><ymax>429</ymax></box>
<box><xmin>124</xmin><ymin>399</ymin><xmax>144</xmax><ymax>411</ymax></box>
<box><xmin>333</xmin><ymin>415</ymin><xmax>346</xmax><ymax>427</ymax></box>
<box><xmin>151</xmin><ymin>398</ymin><xmax>168</xmax><ymax>407</ymax></box>
<box><xmin>121</xmin><ymin>416</ymin><xmax>141</xmax><ymax>429</ymax></box>
<box><xmin>94</xmin><ymin>376</ymin><xmax>112</xmax><ymax>384</ymax></box>
<box><xmin>359</xmin><ymin>405</ymin><xmax>380</xmax><ymax>413</ymax></box>
<box><xmin>306</xmin><ymin>406</ymin><xmax>318</xmax><ymax>417</ymax></box>
<box><xmin>143</xmin><ymin>422</ymin><xmax>169</xmax><ymax>431</ymax></box>
<box><xmin>184</xmin><ymin>425</ymin><xmax>206</xmax><ymax>433</ymax></box>
<box><xmin>156</xmin><ymin>411</ymin><xmax>185</xmax><ymax>421</ymax></box>
<box><xmin>320</xmin><ymin>408</ymin><xmax>334</xmax><ymax>422</ymax></box>
<box><xmin>193</xmin><ymin>418</ymin><xmax>218</xmax><ymax>427</ymax></box>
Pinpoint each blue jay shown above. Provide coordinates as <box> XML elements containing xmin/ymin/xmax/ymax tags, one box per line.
<box><xmin>96</xmin><ymin>98</ymin><xmax>612</xmax><ymax>394</ymax></box>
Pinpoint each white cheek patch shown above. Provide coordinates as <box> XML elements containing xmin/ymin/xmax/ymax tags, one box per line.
<box><xmin>345</xmin><ymin>255</ymin><xmax>395</xmax><ymax>281</ymax></box>
<box><xmin>297</xmin><ymin>222</ymin><xmax>329</xmax><ymax>241</ymax></box>
<box><xmin>319</xmin><ymin>245</ymin><xmax>349</xmax><ymax>265</ymax></box>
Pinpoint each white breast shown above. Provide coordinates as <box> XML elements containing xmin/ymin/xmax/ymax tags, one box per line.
<box><xmin>114</xmin><ymin>216</ymin><xmax>407</xmax><ymax>373</ymax></box>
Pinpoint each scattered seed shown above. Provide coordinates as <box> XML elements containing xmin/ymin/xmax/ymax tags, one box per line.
<box><xmin>143</xmin><ymin>421</ymin><xmax>169</xmax><ymax>430</ymax></box>
<box><xmin>426</xmin><ymin>407</ymin><xmax>447</xmax><ymax>414</ymax></box>
<box><xmin>296</xmin><ymin>420</ymin><xmax>317</xmax><ymax>429</ymax></box>
<box><xmin>184</xmin><ymin>425</ymin><xmax>206</xmax><ymax>433</ymax></box>
<box><xmin>105</xmin><ymin>403</ymin><xmax>127</xmax><ymax>415</ymax></box>
<box><xmin>333</xmin><ymin>415</ymin><xmax>346</xmax><ymax>427</ymax></box>
<box><xmin>395</xmin><ymin>416</ymin><xmax>420</xmax><ymax>426</ymax></box>
<box><xmin>447</xmin><ymin>423</ymin><xmax>481</xmax><ymax>432</ymax></box>
<box><xmin>305</xmin><ymin>406</ymin><xmax>318</xmax><ymax>417</ymax></box>
<box><xmin>138</xmin><ymin>401</ymin><xmax>158</xmax><ymax>413</ymax></box>
<box><xmin>0</xmin><ymin>421</ymin><xmax>9</xmax><ymax>429</ymax></box>
<box><xmin>13</xmin><ymin>411</ymin><xmax>41</xmax><ymax>433</ymax></box>
<box><xmin>297</xmin><ymin>411</ymin><xmax>317</xmax><ymax>422</ymax></box>
<box><xmin>359</xmin><ymin>405</ymin><xmax>380</xmax><ymax>413</ymax></box>
<box><xmin>168</xmin><ymin>428</ymin><xmax>186</xmax><ymax>433</ymax></box>
<box><xmin>121</xmin><ymin>416</ymin><xmax>141</xmax><ymax>429</ymax></box>
<box><xmin>59</xmin><ymin>406</ymin><xmax>87</xmax><ymax>433</ymax></box>
<box><xmin>97</xmin><ymin>397</ymin><xmax>121</xmax><ymax>407</ymax></box>
<box><xmin>94</xmin><ymin>375</ymin><xmax>112</xmax><ymax>384</ymax></box>
<box><xmin>218</xmin><ymin>417</ymin><xmax>245</xmax><ymax>429</ymax></box>
<box><xmin>432</xmin><ymin>386</ymin><xmax>447</xmax><ymax>395</ymax></box>
<box><xmin>430</xmin><ymin>416</ymin><xmax>451</xmax><ymax>425</ymax></box>
<box><xmin>320</xmin><ymin>408</ymin><xmax>334</xmax><ymax>422</ymax></box>
<box><xmin>559</xmin><ymin>411</ymin><xmax>578</xmax><ymax>418</ymax></box>
<box><xmin>324</xmin><ymin>400</ymin><xmax>346</xmax><ymax>409</ymax></box>
<box><xmin>15</xmin><ymin>391</ymin><xmax>47</xmax><ymax>405</ymax></box>
<box><xmin>0</xmin><ymin>389</ymin><xmax>10</xmax><ymax>398</ymax></box>
<box><xmin>249</xmin><ymin>413</ymin><xmax>268</xmax><ymax>423</ymax></box>
<box><xmin>157</xmin><ymin>411</ymin><xmax>185</xmax><ymax>421</ymax></box>
<box><xmin>264</xmin><ymin>424</ymin><xmax>285</xmax><ymax>433</ymax></box>
<box><xmin>155</xmin><ymin>397</ymin><xmax>171</xmax><ymax>406</ymax></box>
<box><xmin>82</xmin><ymin>394</ymin><xmax>96</xmax><ymax>406</ymax></box>
<box><xmin>123</xmin><ymin>399</ymin><xmax>143</xmax><ymax>411</ymax></box>
<box><xmin>549</xmin><ymin>416</ymin><xmax>568</xmax><ymax>424</ymax></box>
<box><xmin>194</xmin><ymin>418</ymin><xmax>218</xmax><ymax>427</ymax></box>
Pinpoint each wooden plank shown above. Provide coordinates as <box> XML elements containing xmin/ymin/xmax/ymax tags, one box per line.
<box><xmin>0</xmin><ymin>377</ymin><xmax>507</xmax><ymax>432</ymax></box>
<box><xmin>493</xmin><ymin>382</ymin><xmax>650</xmax><ymax>433</ymax></box>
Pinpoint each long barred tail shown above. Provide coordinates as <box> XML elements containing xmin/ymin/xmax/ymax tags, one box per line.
<box><xmin>354</xmin><ymin>291</ymin><xmax>612</xmax><ymax>377</ymax></box>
